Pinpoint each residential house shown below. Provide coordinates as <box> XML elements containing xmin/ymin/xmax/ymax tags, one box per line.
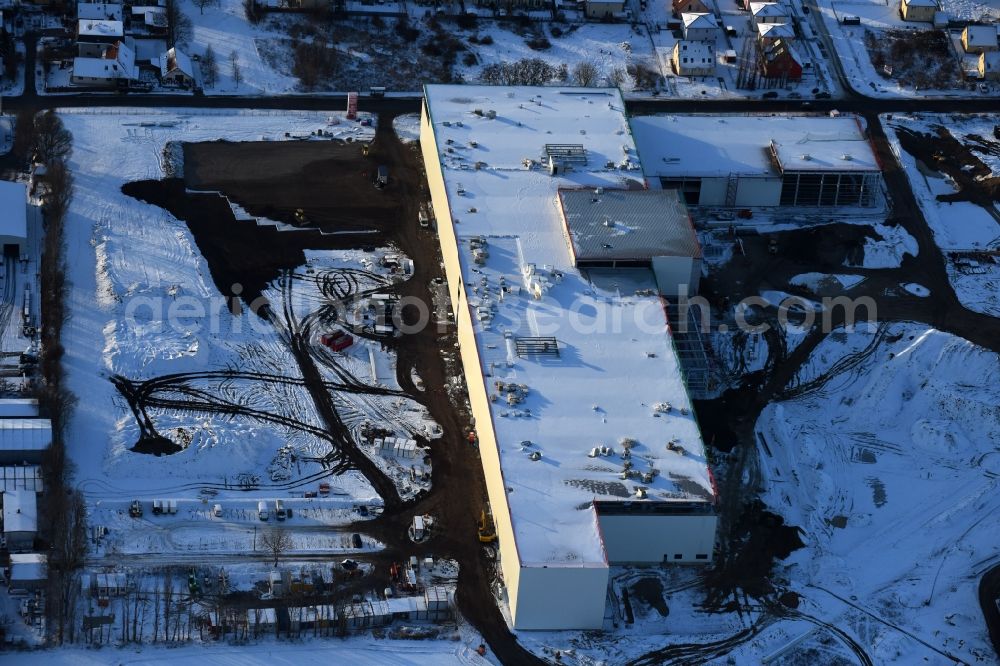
<box><xmin>900</xmin><ymin>0</ymin><xmax>938</xmax><ymax>22</ymax></box>
<box><xmin>72</xmin><ymin>40</ymin><xmax>138</xmax><ymax>87</ymax></box>
<box><xmin>962</xmin><ymin>25</ymin><xmax>998</xmax><ymax>53</ymax></box>
<box><xmin>2</xmin><ymin>489</ymin><xmax>37</xmax><ymax>551</ymax></box>
<box><xmin>749</xmin><ymin>2</ymin><xmax>788</xmax><ymax>24</ymax></box>
<box><xmin>159</xmin><ymin>47</ymin><xmax>195</xmax><ymax>86</ymax></box>
<box><xmin>672</xmin><ymin>0</ymin><xmax>710</xmax><ymax>16</ymax></box>
<box><xmin>77</xmin><ymin>19</ymin><xmax>124</xmax><ymax>45</ymax></box>
<box><xmin>979</xmin><ymin>51</ymin><xmax>1000</xmax><ymax>79</ymax></box>
<box><xmin>129</xmin><ymin>6</ymin><xmax>169</xmax><ymax>37</ymax></box>
<box><xmin>672</xmin><ymin>40</ymin><xmax>716</xmax><ymax>75</ymax></box>
<box><xmin>759</xmin><ymin>37</ymin><xmax>803</xmax><ymax>84</ymax></box>
<box><xmin>757</xmin><ymin>21</ymin><xmax>795</xmax><ymax>45</ymax></box>
<box><xmin>585</xmin><ymin>0</ymin><xmax>624</xmax><ymax>18</ymax></box>
<box><xmin>682</xmin><ymin>12</ymin><xmax>718</xmax><ymax>41</ymax></box>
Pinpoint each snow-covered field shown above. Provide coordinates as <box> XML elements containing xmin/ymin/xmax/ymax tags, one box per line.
<box><xmin>31</xmin><ymin>638</ymin><xmax>493</xmax><ymax>665</ymax></box>
<box><xmin>60</xmin><ymin>109</ymin><xmax>434</xmax><ymax>552</ymax></box>
<box><xmin>755</xmin><ymin>322</ymin><xmax>1000</xmax><ymax>665</ymax></box>
<box><xmin>850</xmin><ymin>221</ymin><xmax>919</xmax><ymax>268</ymax></box>
<box><xmin>884</xmin><ymin>113</ymin><xmax>1000</xmax><ymax>317</ymax></box>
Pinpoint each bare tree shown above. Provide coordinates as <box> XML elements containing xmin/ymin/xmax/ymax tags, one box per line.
<box><xmin>164</xmin><ymin>0</ymin><xmax>192</xmax><ymax>46</ymax></box>
<box><xmin>572</xmin><ymin>60</ymin><xmax>599</xmax><ymax>87</ymax></box>
<box><xmin>193</xmin><ymin>0</ymin><xmax>215</xmax><ymax>14</ymax></box>
<box><xmin>32</xmin><ymin>110</ymin><xmax>73</xmax><ymax>166</ymax></box>
<box><xmin>201</xmin><ymin>45</ymin><xmax>217</xmax><ymax>87</ymax></box>
<box><xmin>260</xmin><ymin>527</ymin><xmax>293</xmax><ymax>567</ymax></box>
<box><xmin>608</xmin><ymin>66</ymin><xmax>627</xmax><ymax>88</ymax></box>
<box><xmin>230</xmin><ymin>49</ymin><xmax>242</xmax><ymax>88</ymax></box>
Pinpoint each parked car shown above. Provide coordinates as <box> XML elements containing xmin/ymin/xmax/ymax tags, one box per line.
<box><xmin>352</xmin><ymin>533</ymin><xmax>363</xmax><ymax>549</ymax></box>
<box><xmin>762</xmin><ymin>91</ymin><xmax>778</xmax><ymax>99</ymax></box>
<box><xmin>374</xmin><ymin>165</ymin><xmax>389</xmax><ymax>188</ymax></box>
<box><xmin>258</xmin><ymin>501</ymin><xmax>269</xmax><ymax>521</ymax></box>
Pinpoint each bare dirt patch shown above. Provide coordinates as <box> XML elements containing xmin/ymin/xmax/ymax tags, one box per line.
<box><xmin>866</xmin><ymin>29</ymin><xmax>963</xmax><ymax>90</ymax></box>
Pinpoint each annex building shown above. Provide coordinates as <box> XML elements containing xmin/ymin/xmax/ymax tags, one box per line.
<box><xmin>421</xmin><ymin>85</ymin><xmax>717</xmax><ymax>631</ymax></box>
<box><xmin>630</xmin><ymin>114</ymin><xmax>883</xmax><ymax>208</ymax></box>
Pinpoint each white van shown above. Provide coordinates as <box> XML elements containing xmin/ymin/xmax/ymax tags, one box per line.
<box><xmin>258</xmin><ymin>501</ymin><xmax>269</xmax><ymax>521</ymax></box>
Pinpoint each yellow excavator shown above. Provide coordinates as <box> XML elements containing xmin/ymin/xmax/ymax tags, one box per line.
<box><xmin>478</xmin><ymin>509</ymin><xmax>497</xmax><ymax>543</ymax></box>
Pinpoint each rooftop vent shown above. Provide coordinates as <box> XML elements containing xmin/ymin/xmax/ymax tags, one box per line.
<box><xmin>800</xmin><ymin>154</ymin><xmax>811</xmax><ymax>161</ymax></box>
<box><xmin>841</xmin><ymin>154</ymin><xmax>853</xmax><ymax>161</ymax></box>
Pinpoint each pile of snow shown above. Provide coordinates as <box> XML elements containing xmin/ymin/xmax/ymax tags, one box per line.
<box><xmin>392</xmin><ymin>113</ymin><xmax>420</xmax><ymax>144</ymax></box>
<box><xmin>789</xmin><ymin>272</ymin><xmax>865</xmax><ymax>292</ymax></box>
<box><xmin>902</xmin><ymin>282</ymin><xmax>930</xmax><ymax>297</ymax></box>
<box><xmin>850</xmin><ymin>222</ymin><xmax>918</xmax><ymax>269</ymax></box>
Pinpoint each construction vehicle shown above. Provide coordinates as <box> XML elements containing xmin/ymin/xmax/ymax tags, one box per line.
<box><xmin>477</xmin><ymin>509</ymin><xmax>497</xmax><ymax>543</ymax></box>
<box><xmin>293</xmin><ymin>208</ymin><xmax>308</xmax><ymax>225</ymax></box>
<box><xmin>128</xmin><ymin>500</ymin><xmax>143</xmax><ymax>518</ymax></box>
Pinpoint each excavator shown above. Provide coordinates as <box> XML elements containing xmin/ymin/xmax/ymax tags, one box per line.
<box><xmin>477</xmin><ymin>509</ymin><xmax>497</xmax><ymax>543</ymax></box>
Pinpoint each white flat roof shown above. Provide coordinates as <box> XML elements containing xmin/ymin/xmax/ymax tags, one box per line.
<box><xmin>0</xmin><ymin>180</ymin><xmax>27</xmax><ymax>241</ymax></box>
<box><xmin>631</xmin><ymin>114</ymin><xmax>879</xmax><ymax>178</ymax></box>
<box><xmin>77</xmin><ymin>3</ymin><xmax>123</xmax><ymax>20</ymax></box>
<box><xmin>0</xmin><ymin>399</ymin><xmax>39</xmax><ymax>418</ymax></box>
<box><xmin>0</xmin><ymin>419</ymin><xmax>53</xmax><ymax>452</ymax></box>
<box><xmin>10</xmin><ymin>553</ymin><xmax>45</xmax><ymax>581</ymax></box>
<box><xmin>3</xmin><ymin>489</ymin><xmax>37</xmax><ymax>534</ymax></box>
<box><xmin>424</xmin><ymin>85</ymin><xmax>714</xmax><ymax>567</ymax></box>
<box><xmin>78</xmin><ymin>19</ymin><xmax>123</xmax><ymax>37</ymax></box>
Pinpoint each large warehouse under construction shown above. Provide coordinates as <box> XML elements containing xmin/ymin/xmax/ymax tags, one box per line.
<box><xmin>630</xmin><ymin>114</ymin><xmax>883</xmax><ymax>208</ymax></box>
<box><xmin>420</xmin><ymin>86</ymin><xmax>718</xmax><ymax>631</ymax></box>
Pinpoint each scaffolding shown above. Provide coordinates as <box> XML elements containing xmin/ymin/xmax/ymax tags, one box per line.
<box><xmin>663</xmin><ymin>300</ymin><xmax>711</xmax><ymax>398</ymax></box>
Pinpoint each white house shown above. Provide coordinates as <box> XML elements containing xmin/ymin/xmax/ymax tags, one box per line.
<box><xmin>673</xmin><ymin>40</ymin><xmax>716</xmax><ymax>76</ymax></box>
<box><xmin>72</xmin><ymin>40</ymin><xmax>137</xmax><ymax>87</ymax></box>
<box><xmin>900</xmin><ymin>0</ymin><xmax>938</xmax><ymax>22</ymax></box>
<box><xmin>749</xmin><ymin>1</ymin><xmax>788</xmax><ymax>24</ymax></box>
<box><xmin>159</xmin><ymin>47</ymin><xmax>195</xmax><ymax>86</ymax></box>
<box><xmin>962</xmin><ymin>25</ymin><xmax>998</xmax><ymax>53</ymax></box>
<box><xmin>757</xmin><ymin>22</ymin><xmax>795</xmax><ymax>43</ymax></box>
<box><xmin>682</xmin><ymin>12</ymin><xmax>718</xmax><ymax>41</ymax></box>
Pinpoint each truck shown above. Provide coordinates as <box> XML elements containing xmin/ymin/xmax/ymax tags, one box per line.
<box><xmin>129</xmin><ymin>500</ymin><xmax>143</xmax><ymax>518</ymax></box>
<box><xmin>418</xmin><ymin>205</ymin><xmax>430</xmax><ymax>229</ymax></box>
<box><xmin>152</xmin><ymin>499</ymin><xmax>163</xmax><ymax>516</ymax></box>
<box><xmin>374</xmin><ymin>165</ymin><xmax>389</xmax><ymax>188</ymax></box>
<box><xmin>258</xmin><ymin>501</ymin><xmax>269</xmax><ymax>521</ymax></box>
<box><xmin>212</xmin><ymin>504</ymin><xmax>223</xmax><ymax>518</ymax></box>
<box><xmin>166</xmin><ymin>499</ymin><xmax>177</xmax><ymax>515</ymax></box>
<box><xmin>274</xmin><ymin>499</ymin><xmax>286</xmax><ymax>521</ymax></box>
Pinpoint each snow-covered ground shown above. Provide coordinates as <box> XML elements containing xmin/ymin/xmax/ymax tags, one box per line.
<box><xmin>755</xmin><ymin>321</ymin><xmax>1000</xmax><ymax>665</ymax></box>
<box><xmin>884</xmin><ymin>113</ymin><xmax>1000</xmax><ymax>317</ymax></box>
<box><xmin>59</xmin><ymin>109</ymin><xmax>435</xmax><ymax>558</ymax></box>
<box><xmin>32</xmin><ymin>638</ymin><xmax>493</xmax><ymax>665</ymax></box>
<box><xmin>790</xmin><ymin>272</ymin><xmax>866</xmax><ymax>292</ymax></box>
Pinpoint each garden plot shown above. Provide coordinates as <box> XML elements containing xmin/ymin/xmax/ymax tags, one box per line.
<box><xmin>754</xmin><ymin>321</ymin><xmax>1000</xmax><ymax>665</ymax></box>
<box><xmin>59</xmin><ymin>109</ymin><xmax>428</xmax><ymax>556</ymax></box>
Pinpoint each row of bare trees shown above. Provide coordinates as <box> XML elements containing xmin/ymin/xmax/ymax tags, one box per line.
<box><xmin>30</xmin><ymin>110</ymin><xmax>85</xmax><ymax>645</ymax></box>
